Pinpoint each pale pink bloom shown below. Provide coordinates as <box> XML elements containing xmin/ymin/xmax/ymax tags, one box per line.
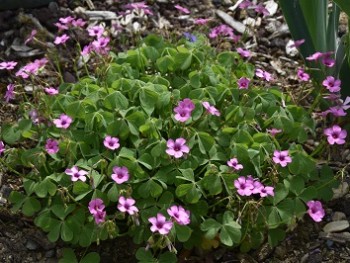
<box><xmin>251</xmin><ymin>180</ymin><xmax>264</xmax><ymax>194</ymax></box>
<box><xmin>44</xmin><ymin>87</ymin><xmax>59</xmax><ymax>95</ymax></box>
<box><xmin>297</xmin><ymin>68</ymin><xmax>310</xmax><ymax>81</ymax></box>
<box><xmin>87</xmin><ymin>25</ymin><xmax>104</xmax><ymax>38</ymax></box>
<box><xmin>0</xmin><ymin>141</ymin><xmax>5</xmax><ymax>155</ymax></box>
<box><xmin>194</xmin><ymin>18</ymin><xmax>210</xmax><ymax>25</ymax></box>
<box><xmin>254</xmin><ymin>3</ymin><xmax>270</xmax><ymax>16</ymax></box>
<box><xmin>174</xmin><ymin>4</ymin><xmax>190</xmax><ymax>14</ymax></box>
<box><xmin>341</xmin><ymin>96</ymin><xmax>350</xmax><ymax>110</ymax></box>
<box><xmin>227</xmin><ymin>158</ymin><xmax>243</xmax><ymax>171</ymax></box>
<box><xmin>239</xmin><ymin>0</ymin><xmax>252</xmax><ymax>9</ymax></box>
<box><xmin>118</xmin><ymin>196</ymin><xmax>139</xmax><ymax>215</ymax></box>
<box><xmin>322</xmin><ymin>76</ymin><xmax>341</xmax><ymax>92</ymax></box>
<box><xmin>53</xmin><ymin>114</ymin><xmax>73</xmax><ymax>129</ymax></box>
<box><xmin>124</xmin><ymin>2</ymin><xmax>153</xmax><ymax>15</ymax></box>
<box><xmin>59</xmin><ymin>16</ymin><xmax>75</xmax><ymax>25</ymax></box>
<box><xmin>307</xmin><ymin>200</ymin><xmax>325</xmax><ymax>222</ymax></box>
<box><xmin>324</xmin><ymin>125</ymin><xmax>347</xmax><ymax>145</ymax></box>
<box><xmin>178</xmin><ymin>98</ymin><xmax>195</xmax><ymax>111</ymax></box>
<box><xmin>272</xmin><ymin>150</ymin><xmax>292</xmax><ymax>167</ymax></box>
<box><xmin>25</xmin><ymin>29</ymin><xmax>37</xmax><ymax>44</ymax></box>
<box><xmin>72</xmin><ymin>18</ymin><xmax>86</xmax><ymax>27</ymax></box>
<box><xmin>306</xmin><ymin>52</ymin><xmax>323</xmax><ymax>61</ymax></box>
<box><xmin>234</xmin><ymin>176</ymin><xmax>254</xmax><ymax>196</ymax></box>
<box><xmin>267</xmin><ymin>128</ymin><xmax>282</xmax><ymax>136</ymax></box>
<box><xmin>111</xmin><ymin>166</ymin><xmax>129</xmax><ymax>184</ymax></box>
<box><xmin>322</xmin><ymin>55</ymin><xmax>335</xmax><ymax>67</ymax></box>
<box><xmin>167</xmin><ymin>205</ymin><xmax>191</xmax><ymax>225</ymax></box>
<box><xmin>258</xmin><ymin>186</ymin><xmax>274</xmax><ymax>197</ymax></box>
<box><xmin>202</xmin><ymin>101</ymin><xmax>220</xmax><ymax>116</ymax></box>
<box><xmin>54</xmin><ymin>34</ymin><xmax>70</xmax><ymax>45</ymax></box>
<box><xmin>0</xmin><ymin>61</ymin><xmax>17</xmax><ymax>70</ymax></box>
<box><xmin>45</xmin><ymin>139</ymin><xmax>59</xmax><ymax>154</ymax></box>
<box><xmin>209</xmin><ymin>24</ymin><xmax>239</xmax><ymax>42</ymax></box>
<box><xmin>54</xmin><ymin>22</ymin><xmax>69</xmax><ymax>31</ymax></box>
<box><xmin>237</xmin><ymin>77</ymin><xmax>250</xmax><ymax>89</ymax></box>
<box><xmin>103</xmin><ymin>136</ymin><xmax>120</xmax><ymax>150</ymax></box>
<box><xmin>89</xmin><ymin>198</ymin><xmax>105</xmax><ymax>215</ymax></box>
<box><xmin>323</xmin><ymin>93</ymin><xmax>340</xmax><ymax>101</ymax></box>
<box><xmin>288</xmin><ymin>39</ymin><xmax>305</xmax><ymax>48</ymax></box>
<box><xmin>92</xmin><ymin>37</ymin><xmax>110</xmax><ymax>54</ymax></box>
<box><xmin>81</xmin><ymin>44</ymin><xmax>92</xmax><ymax>56</ymax></box>
<box><xmin>166</xmin><ymin>138</ymin><xmax>190</xmax><ymax>158</ymax></box>
<box><xmin>15</xmin><ymin>58</ymin><xmax>48</xmax><ymax>79</ymax></box>
<box><xmin>93</xmin><ymin>210</ymin><xmax>106</xmax><ymax>224</ymax></box>
<box><xmin>4</xmin><ymin>84</ymin><xmax>15</xmax><ymax>102</ymax></box>
<box><xmin>237</xmin><ymin>47</ymin><xmax>251</xmax><ymax>58</ymax></box>
<box><xmin>174</xmin><ymin>98</ymin><xmax>195</xmax><ymax>122</ymax></box>
<box><xmin>148</xmin><ymin>213</ymin><xmax>173</xmax><ymax>235</ymax></box>
<box><xmin>65</xmin><ymin>166</ymin><xmax>88</xmax><ymax>182</ymax></box>
<box><xmin>256</xmin><ymin>69</ymin><xmax>273</xmax><ymax>81</ymax></box>
<box><xmin>328</xmin><ymin>106</ymin><xmax>347</xmax><ymax>117</ymax></box>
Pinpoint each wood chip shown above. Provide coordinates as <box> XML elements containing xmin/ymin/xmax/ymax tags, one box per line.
<box><xmin>215</xmin><ymin>9</ymin><xmax>249</xmax><ymax>35</ymax></box>
<box><xmin>323</xmin><ymin>220</ymin><xmax>349</xmax><ymax>233</ymax></box>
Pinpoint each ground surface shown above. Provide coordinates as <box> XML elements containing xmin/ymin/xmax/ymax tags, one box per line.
<box><xmin>0</xmin><ymin>0</ymin><xmax>350</xmax><ymax>262</ymax></box>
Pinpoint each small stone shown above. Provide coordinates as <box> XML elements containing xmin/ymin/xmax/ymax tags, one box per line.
<box><xmin>332</xmin><ymin>211</ymin><xmax>346</xmax><ymax>221</ymax></box>
<box><xmin>323</xmin><ymin>220</ymin><xmax>349</xmax><ymax>233</ymax></box>
<box><xmin>332</xmin><ymin>182</ymin><xmax>349</xmax><ymax>199</ymax></box>
<box><xmin>26</xmin><ymin>239</ymin><xmax>39</xmax><ymax>251</ymax></box>
<box><xmin>45</xmin><ymin>250</ymin><xmax>55</xmax><ymax>258</ymax></box>
<box><xmin>274</xmin><ymin>245</ymin><xmax>287</xmax><ymax>259</ymax></box>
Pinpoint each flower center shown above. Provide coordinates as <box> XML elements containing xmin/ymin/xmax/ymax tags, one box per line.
<box><xmin>156</xmin><ymin>222</ymin><xmax>164</xmax><ymax>229</ymax></box>
<box><xmin>332</xmin><ymin>133</ymin><xmax>338</xmax><ymax>139</ymax></box>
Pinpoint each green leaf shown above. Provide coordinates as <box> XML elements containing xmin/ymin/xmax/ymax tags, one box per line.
<box><xmin>158</xmin><ymin>252</ymin><xmax>177</xmax><ymax>263</ymax></box>
<box><xmin>59</xmin><ymin>248</ymin><xmax>78</xmax><ymax>263</ymax></box>
<box><xmin>2</xmin><ymin>124</ymin><xmax>21</xmax><ymax>144</ymax></box>
<box><xmin>201</xmin><ymin>174</ymin><xmax>222</xmax><ymax>195</ymax></box>
<box><xmin>66</xmin><ymin>101</ymin><xmax>86</xmax><ymax>119</ymax></box>
<box><xmin>268</xmin><ymin>228</ymin><xmax>285</xmax><ymax>247</ymax></box>
<box><xmin>61</xmin><ymin>222</ymin><xmax>74</xmax><ymax>242</ymax></box>
<box><xmin>334</xmin><ymin>0</ymin><xmax>350</xmax><ymax>17</ymax></box>
<box><xmin>219</xmin><ymin>211</ymin><xmax>241</xmax><ymax>246</ymax></box>
<box><xmin>175</xmin><ymin>224</ymin><xmax>192</xmax><ymax>242</ymax></box>
<box><xmin>289</xmin><ymin>152</ymin><xmax>315</xmax><ymax>175</ymax></box>
<box><xmin>73</xmin><ymin>181</ymin><xmax>91</xmax><ymax>195</ymax></box>
<box><xmin>135</xmin><ymin>248</ymin><xmax>155</xmax><ymax>263</ymax></box>
<box><xmin>51</xmin><ymin>204</ymin><xmax>76</xmax><ymax>220</ymax></box>
<box><xmin>138</xmin><ymin>153</ymin><xmax>154</xmax><ymax>170</ymax></box>
<box><xmin>156</xmin><ymin>56</ymin><xmax>175</xmax><ymax>73</ymax></box>
<box><xmin>48</xmin><ymin>222</ymin><xmax>62</xmax><ymax>242</ymax></box>
<box><xmin>174</xmin><ymin>51</ymin><xmax>192</xmax><ymax>70</ymax></box>
<box><xmin>80</xmin><ymin>252</ymin><xmax>100</xmax><ymax>263</ymax></box>
<box><xmin>299</xmin><ymin>186</ymin><xmax>318</xmax><ymax>202</ymax></box>
<box><xmin>286</xmin><ymin>176</ymin><xmax>305</xmax><ymax>196</ymax></box>
<box><xmin>200</xmin><ymin>219</ymin><xmax>221</xmax><ymax>239</ymax></box>
<box><xmin>139</xmin><ymin>87</ymin><xmax>158</xmax><ymax>115</ymax></box>
<box><xmin>107</xmin><ymin>184</ymin><xmax>119</xmax><ymax>202</ymax></box>
<box><xmin>197</xmin><ymin>132</ymin><xmax>215</xmax><ymax>154</ymax></box>
<box><xmin>272</xmin><ymin>183</ymin><xmax>289</xmax><ymax>205</ymax></box>
<box><xmin>104</xmin><ymin>91</ymin><xmax>129</xmax><ymax>110</ymax></box>
<box><xmin>138</xmin><ymin>179</ymin><xmax>163</xmax><ymax>198</ymax></box>
<box><xmin>22</xmin><ymin>197</ymin><xmax>41</xmax><ymax>216</ymax></box>
<box><xmin>35</xmin><ymin>178</ymin><xmax>57</xmax><ymax>198</ymax></box>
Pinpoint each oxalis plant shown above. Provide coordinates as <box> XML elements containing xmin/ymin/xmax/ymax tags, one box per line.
<box><xmin>0</xmin><ymin>21</ymin><xmax>345</xmax><ymax>262</ymax></box>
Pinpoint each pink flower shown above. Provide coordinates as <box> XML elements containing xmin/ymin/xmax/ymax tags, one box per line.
<box><xmin>65</xmin><ymin>166</ymin><xmax>88</xmax><ymax>182</ymax></box>
<box><xmin>0</xmin><ymin>61</ymin><xmax>17</xmax><ymax>70</ymax></box>
<box><xmin>72</xmin><ymin>18</ymin><xmax>86</xmax><ymax>27</ymax></box>
<box><xmin>306</xmin><ymin>52</ymin><xmax>324</xmax><ymax>61</ymax></box>
<box><xmin>254</xmin><ymin>3</ymin><xmax>270</xmax><ymax>16</ymax></box>
<box><xmin>237</xmin><ymin>77</ymin><xmax>250</xmax><ymax>89</ymax></box>
<box><xmin>237</xmin><ymin>48</ymin><xmax>251</xmax><ymax>58</ymax></box>
<box><xmin>167</xmin><ymin>205</ymin><xmax>191</xmax><ymax>225</ymax></box>
<box><xmin>0</xmin><ymin>141</ymin><xmax>5</xmax><ymax>155</ymax></box>
<box><xmin>89</xmin><ymin>199</ymin><xmax>106</xmax><ymax>224</ymax></box>
<box><xmin>25</xmin><ymin>29</ymin><xmax>37</xmax><ymax>44</ymax></box>
<box><xmin>288</xmin><ymin>39</ymin><xmax>305</xmax><ymax>48</ymax></box>
<box><xmin>209</xmin><ymin>25</ymin><xmax>240</xmax><ymax>42</ymax></box>
<box><xmin>174</xmin><ymin>4</ymin><xmax>190</xmax><ymax>14</ymax></box>
<box><xmin>341</xmin><ymin>96</ymin><xmax>350</xmax><ymax>110</ymax></box>
<box><xmin>258</xmin><ymin>186</ymin><xmax>274</xmax><ymax>197</ymax></box>
<box><xmin>166</xmin><ymin>138</ymin><xmax>190</xmax><ymax>158</ymax></box>
<box><xmin>4</xmin><ymin>84</ymin><xmax>15</xmax><ymax>102</ymax></box>
<box><xmin>54</xmin><ymin>22</ymin><xmax>69</xmax><ymax>31</ymax></box>
<box><xmin>15</xmin><ymin>58</ymin><xmax>48</xmax><ymax>79</ymax></box>
<box><xmin>202</xmin><ymin>101</ymin><xmax>220</xmax><ymax>116</ymax></box>
<box><xmin>234</xmin><ymin>176</ymin><xmax>254</xmax><ymax>196</ymax></box>
<box><xmin>194</xmin><ymin>18</ymin><xmax>210</xmax><ymax>25</ymax></box>
<box><xmin>322</xmin><ymin>55</ymin><xmax>335</xmax><ymax>67</ymax></box>
<box><xmin>91</xmin><ymin>37</ymin><xmax>110</xmax><ymax>54</ymax></box>
<box><xmin>124</xmin><ymin>2</ymin><xmax>153</xmax><ymax>15</ymax></box>
<box><xmin>44</xmin><ymin>87</ymin><xmax>59</xmax><ymax>95</ymax></box>
<box><xmin>324</xmin><ymin>125</ymin><xmax>347</xmax><ymax>145</ymax></box>
<box><xmin>272</xmin><ymin>150</ymin><xmax>292</xmax><ymax>167</ymax></box>
<box><xmin>174</xmin><ymin>98</ymin><xmax>195</xmax><ymax>122</ymax></box>
<box><xmin>88</xmin><ymin>198</ymin><xmax>105</xmax><ymax>215</ymax></box>
<box><xmin>117</xmin><ymin>196</ymin><xmax>139</xmax><ymax>215</ymax></box>
<box><xmin>227</xmin><ymin>158</ymin><xmax>243</xmax><ymax>171</ymax></box>
<box><xmin>53</xmin><ymin>114</ymin><xmax>73</xmax><ymax>129</ymax></box>
<box><xmin>81</xmin><ymin>44</ymin><xmax>92</xmax><ymax>56</ymax></box>
<box><xmin>59</xmin><ymin>16</ymin><xmax>75</xmax><ymax>25</ymax></box>
<box><xmin>267</xmin><ymin>128</ymin><xmax>282</xmax><ymax>136</ymax></box>
<box><xmin>307</xmin><ymin>200</ymin><xmax>325</xmax><ymax>222</ymax></box>
<box><xmin>297</xmin><ymin>68</ymin><xmax>310</xmax><ymax>81</ymax></box>
<box><xmin>322</xmin><ymin>76</ymin><xmax>341</xmax><ymax>92</ymax></box>
<box><xmin>54</xmin><ymin>34</ymin><xmax>70</xmax><ymax>45</ymax></box>
<box><xmin>239</xmin><ymin>0</ymin><xmax>252</xmax><ymax>9</ymax></box>
<box><xmin>45</xmin><ymin>139</ymin><xmax>59</xmax><ymax>154</ymax></box>
<box><xmin>328</xmin><ymin>106</ymin><xmax>347</xmax><ymax>117</ymax></box>
<box><xmin>256</xmin><ymin>69</ymin><xmax>273</xmax><ymax>82</ymax></box>
<box><xmin>103</xmin><ymin>136</ymin><xmax>120</xmax><ymax>150</ymax></box>
<box><xmin>111</xmin><ymin>166</ymin><xmax>129</xmax><ymax>184</ymax></box>
<box><xmin>87</xmin><ymin>25</ymin><xmax>104</xmax><ymax>38</ymax></box>
<box><xmin>148</xmin><ymin>213</ymin><xmax>173</xmax><ymax>235</ymax></box>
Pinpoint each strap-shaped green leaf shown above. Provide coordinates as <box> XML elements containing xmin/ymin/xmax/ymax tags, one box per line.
<box><xmin>333</xmin><ymin>0</ymin><xmax>350</xmax><ymax>17</ymax></box>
